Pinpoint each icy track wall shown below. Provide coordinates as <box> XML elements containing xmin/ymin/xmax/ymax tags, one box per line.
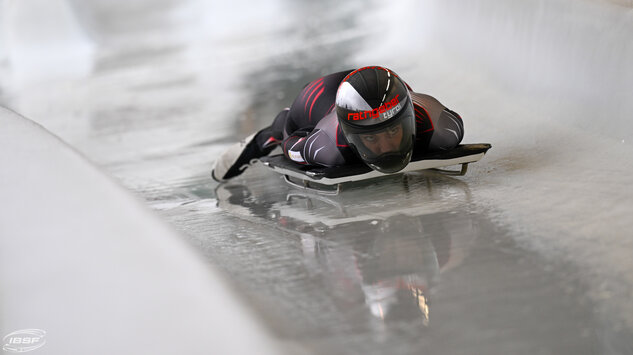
<box><xmin>0</xmin><ymin>107</ymin><xmax>280</xmax><ymax>355</ymax></box>
<box><xmin>414</xmin><ymin>0</ymin><xmax>633</xmax><ymax>144</ymax></box>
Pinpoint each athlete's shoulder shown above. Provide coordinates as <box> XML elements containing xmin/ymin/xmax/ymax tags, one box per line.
<box><xmin>409</xmin><ymin>92</ymin><xmax>446</xmax><ymax>109</ymax></box>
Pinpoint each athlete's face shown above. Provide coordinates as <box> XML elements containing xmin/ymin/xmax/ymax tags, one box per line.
<box><xmin>359</xmin><ymin>124</ymin><xmax>404</xmax><ymax>156</ymax></box>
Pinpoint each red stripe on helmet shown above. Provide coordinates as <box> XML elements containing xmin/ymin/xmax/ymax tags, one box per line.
<box><xmin>339</xmin><ymin>66</ymin><xmax>391</xmax><ymax>88</ymax></box>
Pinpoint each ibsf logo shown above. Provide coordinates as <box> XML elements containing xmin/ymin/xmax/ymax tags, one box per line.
<box><xmin>3</xmin><ymin>329</ymin><xmax>46</xmax><ymax>353</ymax></box>
<box><xmin>347</xmin><ymin>95</ymin><xmax>401</xmax><ymax>121</ymax></box>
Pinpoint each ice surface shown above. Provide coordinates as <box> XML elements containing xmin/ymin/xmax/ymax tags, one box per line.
<box><xmin>0</xmin><ymin>109</ymin><xmax>281</xmax><ymax>354</ymax></box>
<box><xmin>1</xmin><ymin>0</ymin><xmax>633</xmax><ymax>353</ymax></box>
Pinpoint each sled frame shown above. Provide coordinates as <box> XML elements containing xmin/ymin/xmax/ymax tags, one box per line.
<box><xmin>258</xmin><ymin>144</ymin><xmax>491</xmax><ymax>195</ymax></box>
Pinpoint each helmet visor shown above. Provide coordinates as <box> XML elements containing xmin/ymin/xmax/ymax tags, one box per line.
<box><xmin>344</xmin><ymin>105</ymin><xmax>415</xmax><ymax>173</ymax></box>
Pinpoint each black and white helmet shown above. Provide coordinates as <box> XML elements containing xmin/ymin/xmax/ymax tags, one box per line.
<box><xmin>336</xmin><ymin>66</ymin><xmax>415</xmax><ymax>173</ymax></box>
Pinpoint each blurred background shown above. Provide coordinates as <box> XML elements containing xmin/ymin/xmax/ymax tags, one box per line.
<box><xmin>1</xmin><ymin>0</ymin><xmax>633</xmax><ymax>354</ymax></box>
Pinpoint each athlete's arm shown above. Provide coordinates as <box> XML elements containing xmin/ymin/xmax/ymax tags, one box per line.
<box><xmin>409</xmin><ymin>91</ymin><xmax>464</xmax><ymax>151</ymax></box>
<box><xmin>282</xmin><ymin>127</ymin><xmax>345</xmax><ymax>167</ymax></box>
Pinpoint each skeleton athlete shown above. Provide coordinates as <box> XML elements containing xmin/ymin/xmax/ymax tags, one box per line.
<box><xmin>212</xmin><ymin>66</ymin><xmax>464</xmax><ymax>181</ymax></box>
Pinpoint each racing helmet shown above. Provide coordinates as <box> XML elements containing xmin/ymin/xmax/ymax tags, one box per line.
<box><xmin>336</xmin><ymin>66</ymin><xmax>415</xmax><ymax>173</ymax></box>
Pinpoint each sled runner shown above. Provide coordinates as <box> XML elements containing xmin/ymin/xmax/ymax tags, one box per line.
<box><xmin>257</xmin><ymin>143</ymin><xmax>491</xmax><ymax>194</ymax></box>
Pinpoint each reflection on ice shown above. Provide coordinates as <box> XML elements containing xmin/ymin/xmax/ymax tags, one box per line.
<box><xmin>210</xmin><ymin>170</ymin><xmax>600</xmax><ymax>353</ymax></box>
<box><xmin>215</xmin><ymin>171</ymin><xmax>477</xmax><ymax>332</ymax></box>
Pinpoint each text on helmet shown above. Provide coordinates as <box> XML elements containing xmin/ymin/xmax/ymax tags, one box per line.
<box><xmin>347</xmin><ymin>95</ymin><xmax>401</xmax><ymax>121</ymax></box>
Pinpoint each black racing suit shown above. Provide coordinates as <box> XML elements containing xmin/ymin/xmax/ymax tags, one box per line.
<box><xmin>255</xmin><ymin>70</ymin><xmax>464</xmax><ymax>167</ymax></box>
